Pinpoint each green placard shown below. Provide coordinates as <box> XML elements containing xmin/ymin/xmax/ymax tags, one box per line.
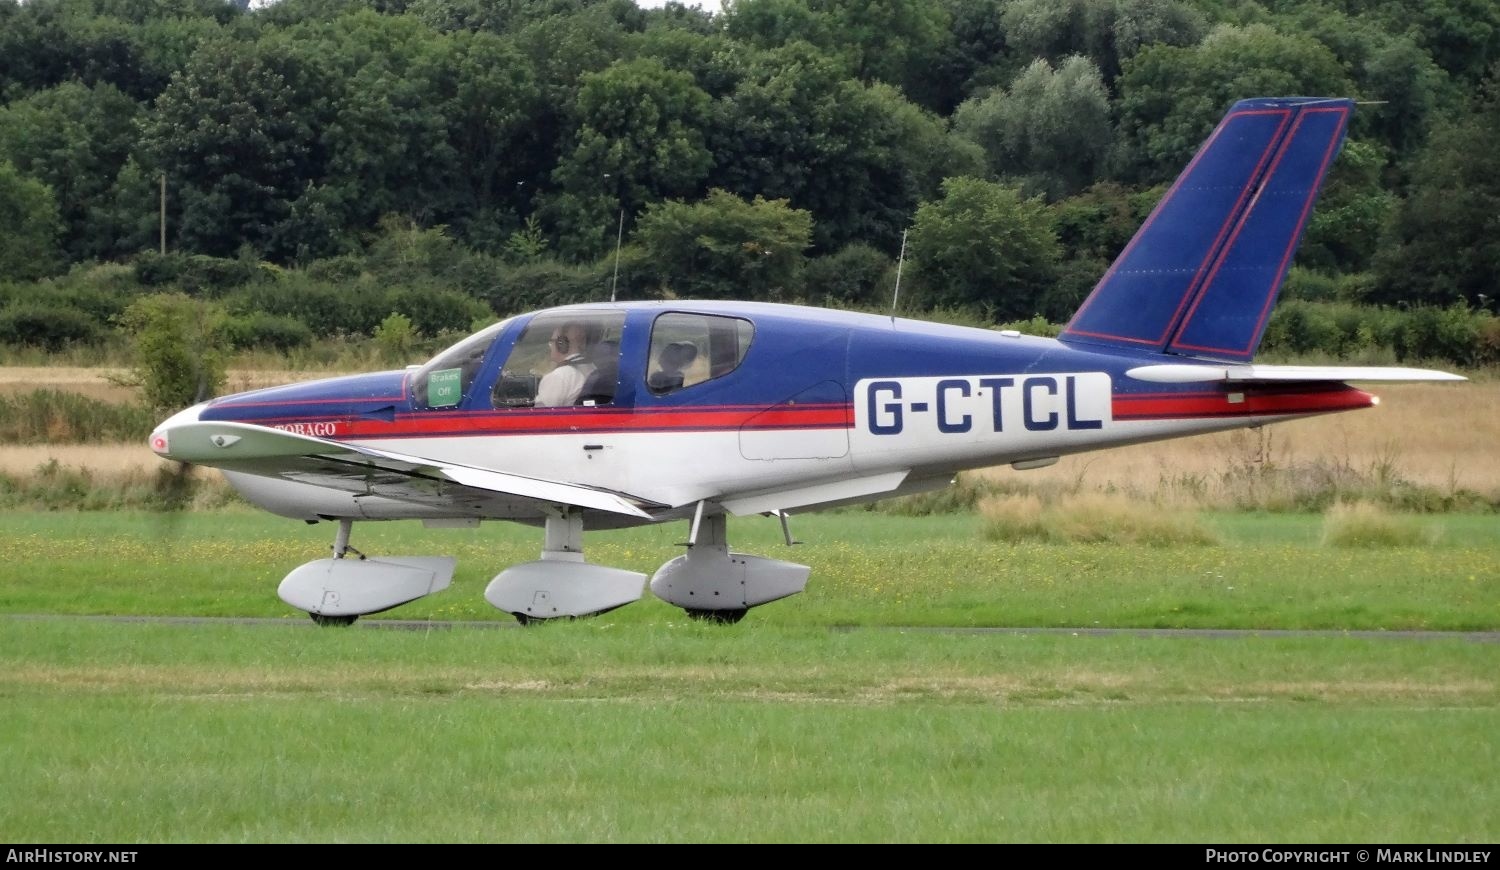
<box><xmin>427</xmin><ymin>367</ymin><xmax>462</xmax><ymax>408</ymax></box>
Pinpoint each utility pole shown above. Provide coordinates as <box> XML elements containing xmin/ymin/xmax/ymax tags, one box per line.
<box><xmin>159</xmin><ymin>173</ymin><xmax>166</xmax><ymax>255</ymax></box>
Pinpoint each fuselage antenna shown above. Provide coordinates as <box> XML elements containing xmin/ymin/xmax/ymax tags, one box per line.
<box><xmin>890</xmin><ymin>228</ymin><xmax>908</xmax><ymax>326</ymax></box>
<box><xmin>609</xmin><ymin>207</ymin><xmax>625</xmax><ymax>303</ymax></box>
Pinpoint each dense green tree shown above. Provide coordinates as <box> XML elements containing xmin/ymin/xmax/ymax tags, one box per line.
<box><xmin>507</xmin><ymin>3</ymin><xmax>634</xmax><ymax>237</ymax></box>
<box><xmin>0</xmin><ymin>0</ymin><xmax>232</xmax><ymax>101</ymax></box>
<box><xmin>725</xmin><ymin>0</ymin><xmax>952</xmax><ymax>109</ymax></box>
<box><xmin>0</xmin><ymin>0</ymin><xmax>1489</xmax><ymax>351</ymax></box>
<box><xmin>93</xmin><ymin>156</ymin><xmax>165</xmax><ymax>259</ymax></box>
<box><xmin>1372</xmin><ymin>78</ymin><xmax>1500</xmax><ymax>310</ymax></box>
<box><xmin>281</xmin><ymin>11</ymin><xmax>461</xmax><ymax>231</ymax></box>
<box><xmin>931</xmin><ymin>0</ymin><xmax>1011</xmax><ymax>107</ymax></box>
<box><xmin>1299</xmin><ymin>140</ymin><xmax>1396</xmax><ymax>275</ymax></box>
<box><xmin>0</xmin><ymin>81</ymin><xmax>141</xmax><ymax>261</ymax></box>
<box><xmin>139</xmin><ymin>38</ymin><xmax>322</xmax><ymax>259</ymax></box>
<box><xmin>953</xmin><ymin>55</ymin><xmax>1112</xmax><ymax>199</ymax></box>
<box><xmin>722</xmin><ymin>0</ymin><xmax>831</xmax><ymax>51</ymax></box>
<box><xmin>906</xmin><ymin>176</ymin><xmax>1060</xmax><ymax>318</ymax></box>
<box><xmin>1117</xmin><ymin>23</ymin><xmax>1353</xmax><ymax>183</ymax></box>
<box><xmin>1265</xmin><ymin>7</ymin><xmax>1453</xmax><ymax>160</ymax></box>
<box><xmin>1000</xmin><ymin>0</ymin><xmax>1112</xmax><ymax>74</ymax></box>
<box><xmin>999</xmin><ymin>0</ymin><xmax>1204</xmax><ymax>87</ymax></box>
<box><xmin>1411</xmin><ymin>0</ymin><xmax>1500</xmax><ymax>86</ymax></box>
<box><xmin>1112</xmin><ymin>0</ymin><xmax>1206</xmax><ymax>63</ymax></box>
<box><xmin>629</xmin><ymin>23</ymin><xmax>744</xmax><ymax>99</ymax></box>
<box><xmin>814</xmin><ymin>0</ymin><xmax>953</xmax><ymax>109</ymax></box>
<box><xmin>0</xmin><ymin>161</ymin><xmax>65</xmax><ymax>282</ymax></box>
<box><xmin>802</xmin><ymin>242</ymin><xmax>894</xmax><ymax>306</ymax></box>
<box><xmin>1361</xmin><ymin>36</ymin><xmax>1449</xmax><ymax>159</ymax></box>
<box><xmin>548</xmin><ymin>57</ymin><xmax>713</xmax><ymax>259</ymax></box>
<box><xmin>1047</xmin><ymin>180</ymin><xmax>1162</xmax><ymax>316</ymax></box>
<box><xmin>710</xmin><ymin>43</ymin><xmax>969</xmax><ymax>252</ymax></box>
<box><xmin>445</xmin><ymin>29</ymin><xmax>545</xmax><ymax>250</ymax></box>
<box><xmin>631</xmin><ymin>189</ymin><xmax>813</xmax><ymax>299</ymax></box>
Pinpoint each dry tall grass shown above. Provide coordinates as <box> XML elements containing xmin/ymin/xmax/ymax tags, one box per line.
<box><xmin>0</xmin><ymin>367</ymin><xmax>341</xmax><ymax>403</ymax></box>
<box><xmin>1321</xmin><ymin>501</ymin><xmax>1440</xmax><ymax>548</ymax></box>
<box><xmin>974</xmin><ymin>383</ymin><xmax>1498</xmax><ymax>506</ymax></box>
<box><xmin>979</xmin><ymin>492</ymin><xmax>1221</xmax><ymax>544</ymax></box>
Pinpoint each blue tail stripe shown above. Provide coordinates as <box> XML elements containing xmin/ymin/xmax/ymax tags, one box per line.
<box><xmin>1059</xmin><ymin>97</ymin><xmax>1353</xmax><ymax>361</ymax></box>
<box><xmin>1167</xmin><ymin>105</ymin><xmax>1351</xmax><ymax>359</ymax></box>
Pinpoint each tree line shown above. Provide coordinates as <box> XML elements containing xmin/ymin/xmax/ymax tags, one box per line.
<box><xmin>0</xmin><ymin>0</ymin><xmax>1496</xmax><ymax>364</ymax></box>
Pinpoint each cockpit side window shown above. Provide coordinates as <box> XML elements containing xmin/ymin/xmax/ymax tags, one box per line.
<box><xmin>492</xmin><ymin>311</ymin><xmax>626</xmax><ymax>409</ymax></box>
<box><xmin>410</xmin><ymin>319</ymin><xmax>510</xmax><ymax>410</ymax></box>
<box><xmin>647</xmin><ymin>313</ymin><xmax>753</xmax><ymax>395</ymax></box>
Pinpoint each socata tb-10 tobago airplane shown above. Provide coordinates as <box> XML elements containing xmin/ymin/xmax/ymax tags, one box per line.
<box><xmin>151</xmin><ymin>96</ymin><xmax>1463</xmax><ymax>626</ymax></box>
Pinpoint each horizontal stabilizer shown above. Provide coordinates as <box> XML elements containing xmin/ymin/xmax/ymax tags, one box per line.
<box><xmin>1125</xmin><ymin>364</ymin><xmax>1467</xmax><ymax>384</ymax></box>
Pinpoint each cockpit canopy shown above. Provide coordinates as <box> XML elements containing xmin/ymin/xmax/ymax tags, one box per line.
<box><xmin>409</xmin><ymin>308</ymin><xmax>755</xmax><ymax>411</ymax></box>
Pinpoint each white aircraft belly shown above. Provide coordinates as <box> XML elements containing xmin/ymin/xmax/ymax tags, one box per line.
<box><xmin>348</xmin><ymin>429</ymin><xmax>858</xmax><ymax>509</ymax></box>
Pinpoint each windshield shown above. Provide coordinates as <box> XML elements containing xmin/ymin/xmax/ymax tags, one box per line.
<box><xmin>410</xmin><ymin>318</ymin><xmax>512</xmax><ymax>409</ymax></box>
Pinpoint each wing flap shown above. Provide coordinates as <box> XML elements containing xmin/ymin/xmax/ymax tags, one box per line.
<box><xmin>155</xmin><ymin>421</ymin><xmax>655</xmax><ymax>518</ymax></box>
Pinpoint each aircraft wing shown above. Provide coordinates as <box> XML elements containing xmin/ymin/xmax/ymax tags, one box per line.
<box><xmin>154</xmin><ymin>420</ymin><xmax>657</xmax><ymax>518</ymax></box>
<box><xmin>1125</xmin><ymin>364</ymin><xmax>1467</xmax><ymax>384</ymax></box>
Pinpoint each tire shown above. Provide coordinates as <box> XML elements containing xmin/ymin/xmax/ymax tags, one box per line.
<box><xmin>684</xmin><ymin>608</ymin><xmax>747</xmax><ymax>625</ymax></box>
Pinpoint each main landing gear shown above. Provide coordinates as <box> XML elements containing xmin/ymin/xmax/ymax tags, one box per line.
<box><xmin>485</xmin><ymin>508</ymin><xmax>647</xmax><ymax>625</ymax></box>
<box><xmin>481</xmin><ymin>507</ymin><xmax>810</xmax><ymax>625</ymax></box>
<box><xmin>649</xmin><ymin>510</ymin><xmax>809</xmax><ymax>623</ymax></box>
<box><xmin>283</xmin><ymin>508</ymin><xmax>809</xmax><ymax>627</ymax></box>
<box><xmin>278</xmin><ymin>518</ymin><xmax>455</xmax><ymax>627</ymax></box>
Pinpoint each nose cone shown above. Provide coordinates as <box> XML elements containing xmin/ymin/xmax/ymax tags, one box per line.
<box><xmin>149</xmin><ymin>402</ymin><xmax>207</xmax><ymax>459</ymax></box>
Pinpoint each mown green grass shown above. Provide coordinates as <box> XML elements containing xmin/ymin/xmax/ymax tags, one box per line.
<box><xmin>1</xmin><ymin>510</ymin><xmax>1495</xmax><ymax>630</ymax></box>
<box><xmin>0</xmin><ymin>619</ymin><xmax>1496</xmax><ymax>843</ymax></box>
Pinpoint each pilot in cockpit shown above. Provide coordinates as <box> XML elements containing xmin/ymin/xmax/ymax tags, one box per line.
<box><xmin>534</xmin><ymin>321</ymin><xmax>596</xmax><ymax>407</ymax></box>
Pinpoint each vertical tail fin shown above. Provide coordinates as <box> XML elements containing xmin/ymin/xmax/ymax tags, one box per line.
<box><xmin>1059</xmin><ymin>97</ymin><xmax>1353</xmax><ymax>362</ymax></box>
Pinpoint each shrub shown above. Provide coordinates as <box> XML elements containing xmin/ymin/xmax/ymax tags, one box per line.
<box><xmin>0</xmin><ymin>303</ymin><xmax>102</xmax><ymax>350</ymax></box>
<box><xmin>133</xmin><ymin>251</ymin><xmax>267</xmax><ymax>295</ymax></box>
<box><xmin>373</xmin><ymin>312</ymin><xmax>417</xmax><ymax>363</ymax></box>
<box><xmin>1396</xmin><ymin>306</ymin><xmax>1480</xmax><ymax>365</ymax></box>
<box><xmin>220</xmin><ymin>312</ymin><xmax>313</xmax><ymax>351</ymax></box>
<box><xmin>1283</xmin><ymin>267</ymin><xmax>1340</xmax><ymax>302</ymax></box>
<box><xmin>980</xmin><ymin>493</ymin><xmax>1219</xmax><ymax>545</ymax></box>
<box><xmin>997</xmin><ymin>315</ymin><xmax>1061</xmax><ymax>337</ymax></box>
<box><xmin>120</xmin><ymin>293</ymin><xmax>227</xmax><ymax>411</ymax></box>
<box><xmin>385</xmin><ymin>286</ymin><xmax>493</xmax><ymax>337</ymax></box>
<box><xmin>227</xmin><ymin>277</ymin><xmax>390</xmax><ymax>337</ymax></box>
<box><xmin>804</xmin><ymin>244</ymin><xmax>895</xmax><ymax>306</ymax></box>
<box><xmin>478</xmin><ymin>259</ymin><xmax>612</xmax><ymax>315</ymax></box>
<box><xmin>1320</xmin><ymin>501</ymin><xmax>1438</xmax><ymax>548</ymax></box>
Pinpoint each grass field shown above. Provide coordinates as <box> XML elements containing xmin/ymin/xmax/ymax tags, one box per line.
<box><xmin>1</xmin><ymin>618</ymin><xmax>1496</xmax><ymax>842</ymax></box>
<box><xmin>2</xmin><ymin>512</ymin><xmax>1496</xmax><ymax>843</ymax></box>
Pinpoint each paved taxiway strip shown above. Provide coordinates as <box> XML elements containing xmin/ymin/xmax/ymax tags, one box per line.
<box><xmin>6</xmin><ymin>613</ymin><xmax>1499</xmax><ymax>642</ymax></box>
